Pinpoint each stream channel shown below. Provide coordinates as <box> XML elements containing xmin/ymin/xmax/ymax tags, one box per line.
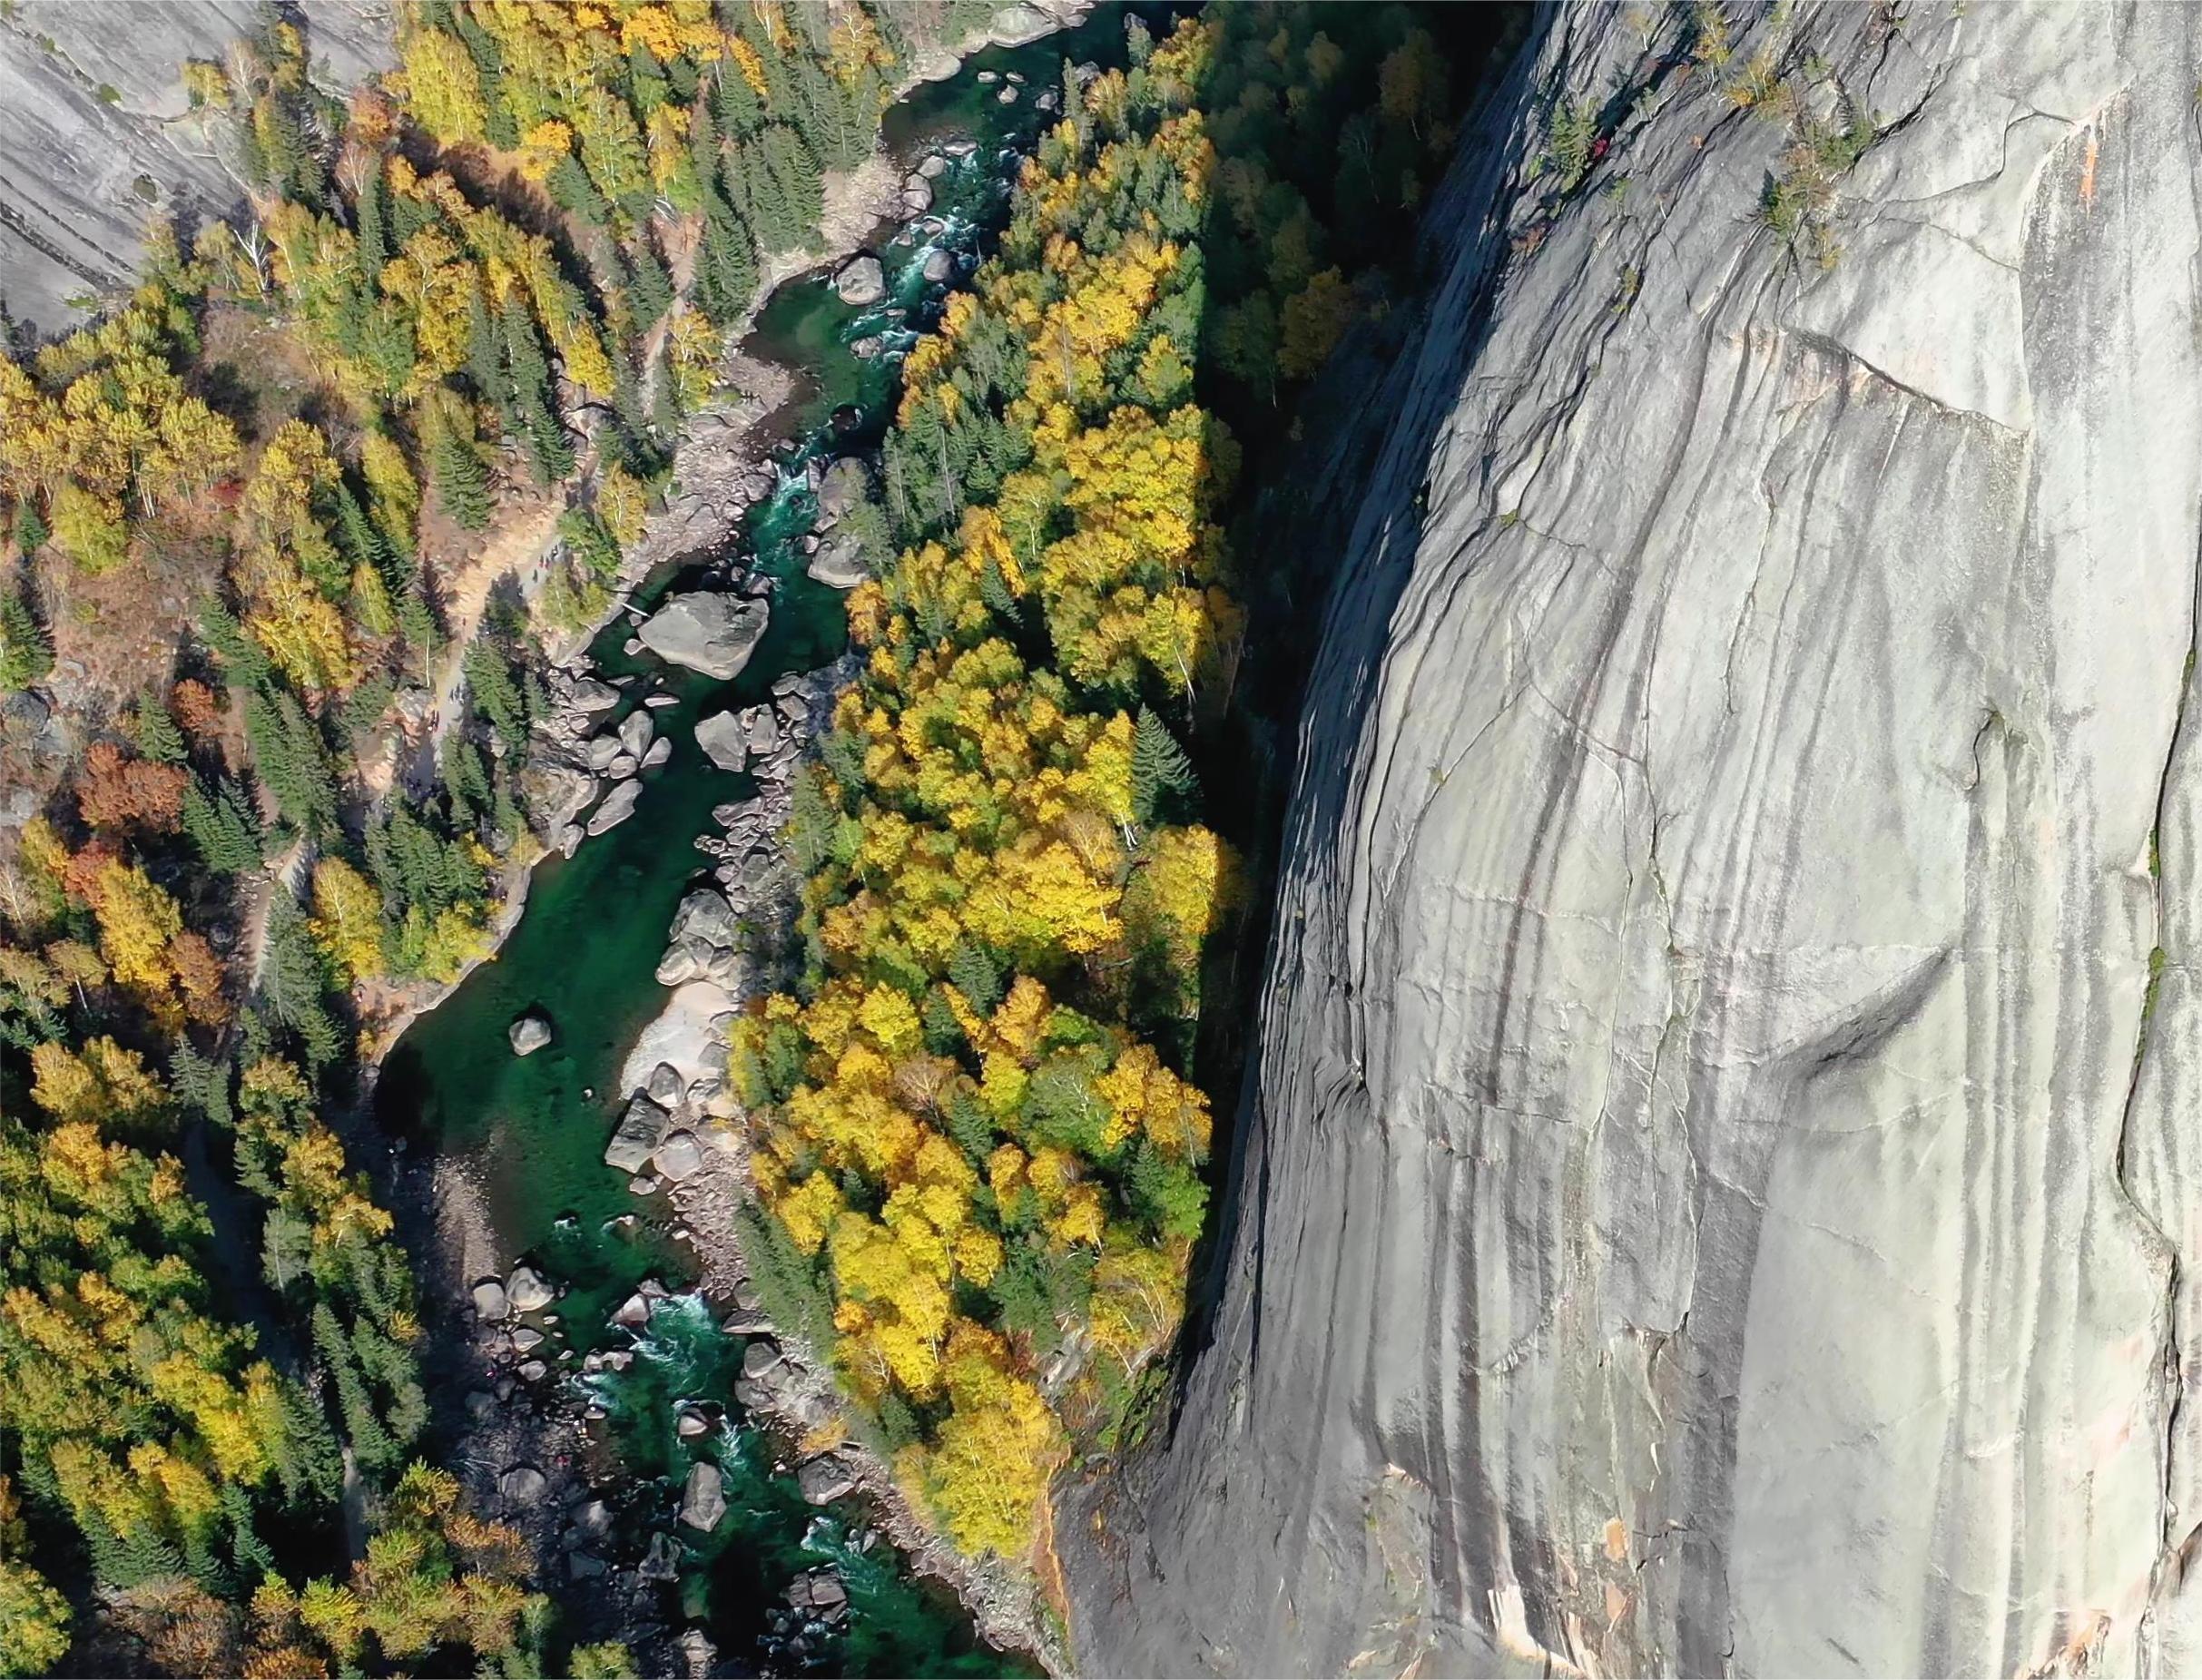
<box><xmin>371</xmin><ymin>14</ymin><xmax>1143</xmax><ymax>1675</ymax></box>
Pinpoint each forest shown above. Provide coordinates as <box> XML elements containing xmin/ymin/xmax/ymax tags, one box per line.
<box><xmin>0</xmin><ymin>1</ymin><xmax>1011</xmax><ymax>1673</ymax></box>
<box><xmin>730</xmin><ymin>5</ymin><xmax>1474</xmax><ymax>1559</ymax></box>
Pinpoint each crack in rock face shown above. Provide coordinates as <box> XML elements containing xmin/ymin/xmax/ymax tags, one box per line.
<box><xmin>1064</xmin><ymin>5</ymin><xmax>2202</xmax><ymax>1676</ymax></box>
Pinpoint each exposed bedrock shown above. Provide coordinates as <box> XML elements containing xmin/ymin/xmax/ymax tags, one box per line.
<box><xmin>0</xmin><ymin>2</ymin><xmax>394</xmax><ymax>332</ymax></box>
<box><xmin>1067</xmin><ymin>4</ymin><xmax>2202</xmax><ymax>1676</ymax></box>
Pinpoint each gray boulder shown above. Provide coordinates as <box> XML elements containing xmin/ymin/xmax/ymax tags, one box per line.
<box><xmin>694</xmin><ymin>711</ymin><xmax>749</xmax><ymax>772</ymax></box>
<box><xmin>679</xmin><ymin>1461</ymin><xmax>726</xmax><ymax>1533</ymax></box>
<box><xmin>638</xmin><ymin>593</ymin><xmax>769</xmax><ymax>680</ymax></box>
<box><xmin>816</xmin><ymin>457</ymin><xmax>870</xmax><ymax>524</ymax></box>
<box><xmin>833</xmin><ymin>254</ymin><xmax>886</xmax><ymax>306</ymax></box>
<box><xmin>807</xmin><ymin>530</ymin><xmax>869</xmax><ymax>590</ymax></box>
<box><xmin>471</xmin><ymin>1280</ymin><xmax>509</xmax><ymax>1321</ymax></box>
<box><xmin>603</xmin><ymin>1094</ymin><xmax>671</xmax><ymax>1174</ymax></box>
<box><xmin>585</xmin><ymin>780</ymin><xmax>641</xmax><ymax>836</ymax></box>
<box><xmin>639</xmin><ymin>1531</ymin><xmax>682</xmax><ymax>1581</ymax></box>
<box><xmin>795</xmin><ymin>1454</ymin><xmax>858</xmax><ymax>1506</ymax></box>
<box><xmin>618</xmin><ymin>708</ymin><xmax>654</xmax><ymax>760</ymax></box>
<box><xmin>508</xmin><ymin>1011</ymin><xmax>553</xmax><ymax>1056</ymax></box>
<box><xmin>569</xmin><ymin>677</ymin><xmax>622</xmax><ymax>712</ymax></box>
<box><xmin>498</xmin><ymin>1465</ymin><xmax>546</xmax><ymax>1505</ymax></box>
<box><xmin>654</xmin><ymin>1132</ymin><xmax>704</xmax><ymax>1183</ymax></box>
<box><xmin>504</xmin><ymin>1266</ymin><xmax>555</xmax><ymax>1314</ymax></box>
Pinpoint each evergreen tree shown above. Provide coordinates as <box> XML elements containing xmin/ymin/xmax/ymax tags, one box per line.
<box><xmin>261</xmin><ymin>899</ymin><xmax>343</xmax><ymax>1066</ymax></box>
<box><xmin>1131</xmin><ymin>706</ymin><xmax>1198</xmax><ymax>826</ymax></box>
<box><xmin>311</xmin><ymin>1303</ymin><xmax>398</xmax><ymax>1471</ymax></box>
<box><xmin>695</xmin><ymin>183</ymin><xmax>760</xmax><ymax>329</ymax></box>
<box><xmin>465</xmin><ymin>288</ymin><xmax>508</xmax><ymax>420</ymax></box>
<box><xmin>132</xmin><ymin>692</ymin><xmax>186</xmax><ymax>763</ymax></box>
<box><xmin>199</xmin><ymin>596</ymin><xmax>271</xmax><ymax>687</ymax></box>
<box><xmin>244</xmin><ymin>687</ymin><xmax>339</xmax><ymax>835</ymax></box>
<box><xmin>14</xmin><ymin>496</ymin><xmax>47</xmax><ymax>556</ymax></box>
<box><xmin>546</xmin><ymin>153</ymin><xmax>615</xmax><ymax>234</ymax></box>
<box><xmin>461</xmin><ymin>637</ymin><xmax>528</xmax><ymax>756</ymax></box>
<box><xmin>356</xmin><ymin>156</ymin><xmax>390</xmax><ymax>287</ymax></box>
<box><xmin>182</xmin><ymin>774</ymin><xmax>265</xmax><ymax>874</ymax></box>
<box><xmin>947</xmin><ymin>938</ymin><xmax>1002</xmax><ymax>1016</ymax></box>
<box><xmin>424</xmin><ymin>396</ymin><xmax>493</xmax><ymax>531</ymax></box>
<box><xmin>624</xmin><ymin>243</ymin><xmax>675</xmax><ymax>335</ymax></box>
<box><xmin>713</xmin><ymin>56</ymin><xmax>764</xmax><ymax>139</ymax></box>
<box><xmin>0</xmin><ymin>583</ymin><xmax>52</xmax><ymax>691</ymax></box>
<box><xmin>760</xmin><ymin>123</ymin><xmax>824</xmax><ymax>245</ymax></box>
<box><xmin>500</xmin><ymin>298</ymin><xmax>575</xmax><ymax>485</ymax></box>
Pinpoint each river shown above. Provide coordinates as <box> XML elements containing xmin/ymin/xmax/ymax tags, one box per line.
<box><xmin>371</xmin><ymin>13</ymin><xmax>1140</xmax><ymax>1675</ymax></box>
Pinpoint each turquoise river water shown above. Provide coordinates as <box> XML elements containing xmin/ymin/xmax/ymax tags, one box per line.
<box><xmin>374</xmin><ymin>14</ymin><xmax>1144</xmax><ymax>1674</ymax></box>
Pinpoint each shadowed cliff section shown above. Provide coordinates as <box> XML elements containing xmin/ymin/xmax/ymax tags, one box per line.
<box><xmin>1066</xmin><ymin>3</ymin><xmax>2202</xmax><ymax>1675</ymax></box>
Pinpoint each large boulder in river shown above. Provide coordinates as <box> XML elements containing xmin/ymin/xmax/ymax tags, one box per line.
<box><xmin>603</xmin><ymin>1094</ymin><xmax>671</xmax><ymax>1175</ymax></box>
<box><xmin>693</xmin><ymin>711</ymin><xmax>749</xmax><ymax>772</ymax></box>
<box><xmin>1066</xmin><ymin>6</ymin><xmax>2202</xmax><ymax>1680</ymax></box>
<box><xmin>796</xmin><ymin>1454</ymin><xmax>859</xmax><ymax>1507</ymax></box>
<box><xmin>584</xmin><ymin>779</ymin><xmax>641</xmax><ymax>836</ymax></box>
<box><xmin>507</xmin><ymin>1010</ymin><xmax>552</xmax><ymax>1056</ymax></box>
<box><xmin>806</xmin><ymin>530</ymin><xmax>869</xmax><ymax>590</ymax></box>
<box><xmin>504</xmin><ymin>1266</ymin><xmax>555</xmax><ymax>1314</ymax></box>
<box><xmin>832</xmin><ymin>254</ymin><xmax>885</xmax><ymax>307</ymax></box>
<box><xmin>679</xmin><ymin>1461</ymin><xmax>725</xmax><ymax>1532</ymax></box>
<box><xmin>638</xmin><ymin>593</ymin><xmax>769</xmax><ymax>680</ymax></box>
<box><xmin>816</xmin><ymin>457</ymin><xmax>870</xmax><ymax>524</ymax></box>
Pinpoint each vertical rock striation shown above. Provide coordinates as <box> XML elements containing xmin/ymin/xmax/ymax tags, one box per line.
<box><xmin>0</xmin><ymin>1</ymin><xmax>394</xmax><ymax>333</ymax></box>
<box><xmin>1068</xmin><ymin>4</ymin><xmax>2202</xmax><ymax>1675</ymax></box>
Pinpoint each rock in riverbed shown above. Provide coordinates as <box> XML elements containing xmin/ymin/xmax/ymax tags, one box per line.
<box><xmin>603</xmin><ymin>1094</ymin><xmax>671</xmax><ymax>1174</ymax></box>
<box><xmin>506</xmin><ymin>1266</ymin><xmax>555</xmax><ymax>1313</ymax></box>
<box><xmin>807</xmin><ymin>530</ymin><xmax>869</xmax><ymax>589</ymax></box>
<box><xmin>680</xmin><ymin>1461</ymin><xmax>726</xmax><ymax>1532</ymax></box>
<box><xmin>585</xmin><ymin>780</ymin><xmax>641</xmax><ymax>835</ymax></box>
<box><xmin>508</xmin><ymin>1010</ymin><xmax>552</xmax><ymax>1056</ymax></box>
<box><xmin>796</xmin><ymin>1454</ymin><xmax>859</xmax><ymax>1506</ymax></box>
<box><xmin>694</xmin><ymin>710</ymin><xmax>749</xmax><ymax>771</ymax></box>
<box><xmin>834</xmin><ymin>254</ymin><xmax>885</xmax><ymax>306</ymax></box>
<box><xmin>638</xmin><ymin>593</ymin><xmax>769</xmax><ymax>680</ymax></box>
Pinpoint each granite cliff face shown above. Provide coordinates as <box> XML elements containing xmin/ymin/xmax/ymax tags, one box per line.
<box><xmin>0</xmin><ymin>0</ymin><xmax>393</xmax><ymax>334</ymax></box>
<box><xmin>1069</xmin><ymin>4</ymin><xmax>2202</xmax><ymax>1675</ymax></box>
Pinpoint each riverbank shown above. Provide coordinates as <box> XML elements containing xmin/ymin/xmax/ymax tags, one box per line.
<box><xmin>362</xmin><ymin>5</ymin><xmax>1111</xmax><ymax>1672</ymax></box>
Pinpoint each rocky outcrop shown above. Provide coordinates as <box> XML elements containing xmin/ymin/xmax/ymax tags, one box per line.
<box><xmin>1068</xmin><ymin>5</ymin><xmax>2202</xmax><ymax>1678</ymax></box>
<box><xmin>0</xmin><ymin>2</ymin><xmax>394</xmax><ymax>332</ymax></box>
<box><xmin>637</xmin><ymin>592</ymin><xmax>768</xmax><ymax>680</ymax></box>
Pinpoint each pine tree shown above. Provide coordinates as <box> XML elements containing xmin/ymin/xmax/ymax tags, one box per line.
<box><xmin>948</xmin><ymin>938</ymin><xmax>1002</xmax><ymax>1016</ymax></box>
<box><xmin>760</xmin><ymin>123</ymin><xmax>824</xmax><ymax>246</ymax></box>
<box><xmin>261</xmin><ymin>899</ymin><xmax>342</xmax><ymax>1066</ymax></box>
<box><xmin>0</xmin><ymin>584</ymin><xmax>52</xmax><ymax>690</ymax></box>
<box><xmin>356</xmin><ymin>154</ymin><xmax>389</xmax><ymax>285</ymax></box>
<box><xmin>979</xmin><ymin>555</ymin><xmax>1022</xmax><ymax>625</ymax></box>
<box><xmin>199</xmin><ymin>597</ymin><xmax>272</xmax><ymax>686</ymax></box>
<box><xmin>133</xmin><ymin>693</ymin><xmax>186</xmax><ymax>763</ymax></box>
<box><xmin>312</xmin><ymin>1303</ymin><xmax>398</xmax><ymax>1471</ymax></box>
<box><xmin>244</xmin><ymin>687</ymin><xmax>339</xmax><ymax>835</ymax></box>
<box><xmin>624</xmin><ymin>244</ymin><xmax>674</xmax><ymax>335</ymax></box>
<box><xmin>695</xmin><ymin>183</ymin><xmax>760</xmax><ymax>329</ymax></box>
<box><xmin>713</xmin><ymin>56</ymin><xmax>764</xmax><ymax>139</ymax></box>
<box><xmin>424</xmin><ymin>395</ymin><xmax>493</xmax><ymax>531</ymax></box>
<box><xmin>1131</xmin><ymin>706</ymin><xmax>1198</xmax><ymax>826</ymax></box>
<box><xmin>182</xmin><ymin>774</ymin><xmax>265</xmax><ymax>874</ymax></box>
<box><xmin>500</xmin><ymin>298</ymin><xmax>574</xmax><ymax>485</ymax></box>
<box><xmin>465</xmin><ymin>288</ymin><xmax>508</xmax><ymax>420</ymax></box>
<box><xmin>14</xmin><ymin>496</ymin><xmax>47</xmax><ymax>556</ymax></box>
